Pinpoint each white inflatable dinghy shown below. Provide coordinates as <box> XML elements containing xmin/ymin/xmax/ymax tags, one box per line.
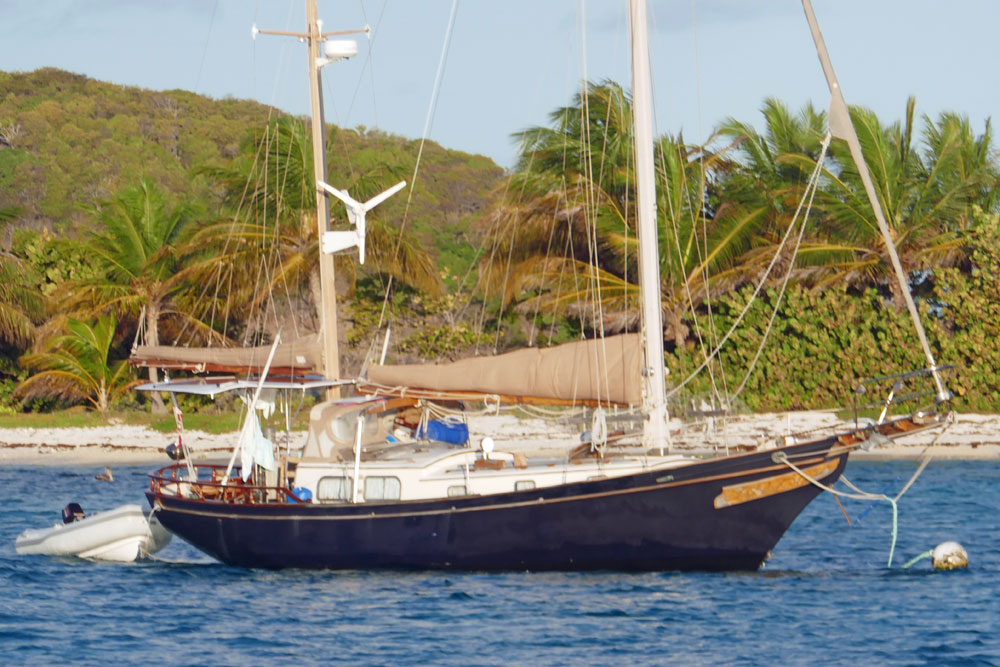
<box><xmin>15</xmin><ymin>503</ymin><xmax>172</xmax><ymax>562</ymax></box>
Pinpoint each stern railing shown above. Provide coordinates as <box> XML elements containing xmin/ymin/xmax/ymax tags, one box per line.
<box><xmin>149</xmin><ymin>463</ymin><xmax>306</xmax><ymax>504</ymax></box>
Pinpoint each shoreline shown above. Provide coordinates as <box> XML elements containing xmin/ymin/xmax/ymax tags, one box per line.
<box><xmin>0</xmin><ymin>424</ymin><xmax>307</xmax><ymax>466</ymax></box>
<box><xmin>1</xmin><ymin>411</ymin><xmax>998</xmax><ymax>466</ymax></box>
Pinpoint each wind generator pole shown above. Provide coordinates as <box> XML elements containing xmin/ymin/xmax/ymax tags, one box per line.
<box><xmin>629</xmin><ymin>0</ymin><xmax>670</xmax><ymax>450</ymax></box>
<box><xmin>306</xmin><ymin>0</ymin><xmax>341</xmax><ymax>384</ymax></box>
<box><xmin>802</xmin><ymin>0</ymin><xmax>948</xmax><ymax>402</ymax></box>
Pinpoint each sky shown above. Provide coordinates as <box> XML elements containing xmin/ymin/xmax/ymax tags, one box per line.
<box><xmin>2</xmin><ymin>1</ymin><xmax>998</xmax><ymax>169</ymax></box>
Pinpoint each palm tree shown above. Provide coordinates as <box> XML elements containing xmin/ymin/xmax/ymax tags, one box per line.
<box><xmin>715</xmin><ymin>98</ymin><xmax>858</xmax><ymax>287</ymax></box>
<box><xmin>716</xmin><ymin>97</ymin><xmax>1000</xmax><ymax>307</ymax></box>
<box><xmin>59</xmin><ymin>179</ymin><xmax>211</xmax><ymax>411</ymax></box>
<box><xmin>479</xmin><ymin>81</ymin><xmax>759</xmax><ymax>347</ymax></box>
<box><xmin>17</xmin><ymin>315</ymin><xmax>139</xmax><ymax>413</ymax></box>
<box><xmin>808</xmin><ymin>99</ymin><xmax>999</xmax><ymax>304</ymax></box>
<box><xmin>717</xmin><ymin>98</ymin><xmax>829</xmax><ymax>201</ymax></box>
<box><xmin>0</xmin><ymin>205</ymin><xmax>44</xmax><ymax>349</ymax></box>
<box><xmin>655</xmin><ymin>133</ymin><xmax>765</xmax><ymax>347</ymax></box>
<box><xmin>917</xmin><ymin>110</ymin><xmax>1000</xmax><ymax>263</ymax></box>
<box><xmin>477</xmin><ymin>81</ymin><xmax>636</xmax><ymax>346</ymax></box>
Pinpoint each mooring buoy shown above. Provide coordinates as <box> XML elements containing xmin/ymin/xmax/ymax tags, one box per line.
<box><xmin>931</xmin><ymin>541</ymin><xmax>969</xmax><ymax>570</ymax></box>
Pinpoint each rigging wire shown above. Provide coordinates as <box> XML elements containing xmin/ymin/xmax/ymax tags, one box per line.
<box><xmin>193</xmin><ymin>0</ymin><xmax>220</xmax><ymax>97</ymax></box>
<box><xmin>473</xmin><ymin>183</ymin><xmax>514</xmax><ymax>353</ymax></box>
<box><xmin>470</xmin><ymin>179</ymin><xmax>523</xmax><ymax>355</ymax></box>
<box><xmin>175</xmin><ymin>14</ymin><xmax>274</xmax><ymax>345</ymax></box>
<box><xmin>488</xmin><ymin>21</ymin><xmax>578</xmax><ymax>356</ymax></box>
<box><xmin>730</xmin><ymin>134</ymin><xmax>831</xmax><ymax>398</ymax></box>
<box><xmin>589</xmin><ymin>87</ymin><xmax>628</xmax><ymax>407</ymax></box>
<box><xmin>458</xmin><ymin>10</ymin><xmax>575</xmax><ymax>354</ymax></box>
<box><xmin>686</xmin><ymin>0</ymin><xmax>730</xmax><ymax>406</ymax></box>
<box><xmin>351</xmin><ymin>0</ymin><xmax>391</xmax><ymax>334</ymax></box>
<box><xmin>174</xmin><ymin>1</ymin><xmax>295</xmax><ymax>348</ymax></box>
<box><xmin>460</xmin><ymin>0</ymin><xmax>599</xmax><ymax>368</ymax></box>
<box><xmin>546</xmin><ymin>233</ymin><xmax>573</xmax><ymax>345</ymax></box>
<box><xmin>542</xmin><ymin>140</ymin><xmax>573</xmax><ymax>348</ymax></box>
<box><xmin>492</xmin><ymin>180</ymin><xmax>525</xmax><ymax>353</ymax></box>
<box><xmin>575</xmin><ymin>0</ymin><xmax>614</xmax><ymax>407</ymax></box>
<box><xmin>370</xmin><ymin>0</ymin><xmax>460</xmax><ymax>356</ymax></box>
<box><xmin>667</xmin><ymin>133</ymin><xmax>833</xmax><ymax>399</ymax></box>
<box><xmin>245</xmin><ymin>123</ymin><xmax>291</xmax><ymax>347</ymax></box>
<box><xmin>526</xmin><ymin>194</ymin><xmax>562</xmax><ymax>347</ymax></box>
<box><xmin>647</xmin><ymin>0</ymin><xmax>727</xmax><ymax>413</ymax></box>
<box><xmin>657</xmin><ymin>138</ymin><xmax>726</xmax><ymax>410</ymax></box>
<box><xmin>474</xmin><ymin>105</ymin><xmax>554</xmax><ymax>354</ymax></box>
<box><xmin>645</xmin><ymin>1</ymin><xmax>734</xmax><ymax>416</ymax></box>
<box><xmin>576</xmin><ymin>0</ymin><xmax>598</xmax><ymax>344</ymax></box>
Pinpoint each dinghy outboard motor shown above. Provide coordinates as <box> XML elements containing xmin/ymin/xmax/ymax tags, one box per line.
<box><xmin>61</xmin><ymin>503</ymin><xmax>85</xmax><ymax>524</ymax></box>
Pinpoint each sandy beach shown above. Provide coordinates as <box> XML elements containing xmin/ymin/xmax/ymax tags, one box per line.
<box><xmin>0</xmin><ymin>410</ymin><xmax>997</xmax><ymax>466</ymax></box>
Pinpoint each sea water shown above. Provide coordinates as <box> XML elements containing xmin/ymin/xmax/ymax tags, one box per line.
<box><xmin>2</xmin><ymin>461</ymin><xmax>997</xmax><ymax>665</ymax></box>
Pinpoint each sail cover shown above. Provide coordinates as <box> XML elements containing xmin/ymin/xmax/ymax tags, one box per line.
<box><xmin>130</xmin><ymin>336</ymin><xmax>322</xmax><ymax>374</ymax></box>
<box><xmin>367</xmin><ymin>334</ymin><xmax>642</xmax><ymax>405</ymax></box>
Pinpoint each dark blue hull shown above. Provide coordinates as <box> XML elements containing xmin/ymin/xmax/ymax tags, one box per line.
<box><xmin>147</xmin><ymin>438</ymin><xmax>849</xmax><ymax>571</ymax></box>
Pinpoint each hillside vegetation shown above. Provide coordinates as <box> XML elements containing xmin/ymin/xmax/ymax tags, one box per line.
<box><xmin>0</xmin><ymin>68</ymin><xmax>502</xmax><ymax>262</ymax></box>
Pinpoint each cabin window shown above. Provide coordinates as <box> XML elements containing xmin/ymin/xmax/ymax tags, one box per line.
<box><xmin>447</xmin><ymin>485</ymin><xmax>468</xmax><ymax>497</ymax></box>
<box><xmin>514</xmin><ymin>480</ymin><xmax>536</xmax><ymax>491</ymax></box>
<box><xmin>364</xmin><ymin>476</ymin><xmax>402</xmax><ymax>501</ymax></box>
<box><xmin>316</xmin><ymin>476</ymin><xmax>353</xmax><ymax>501</ymax></box>
<box><xmin>587</xmin><ymin>475</ymin><xmax>608</xmax><ymax>481</ymax></box>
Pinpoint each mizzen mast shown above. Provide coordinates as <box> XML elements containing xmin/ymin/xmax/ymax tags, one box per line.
<box><xmin>802</xmin><ymin>0</ymin><xmax>949</xmax><ymax>402</ymax></box>
<box><xmin>628</xmin><ymin>0</ymin><xmax>670</xmax><ymax>449</ymax></box>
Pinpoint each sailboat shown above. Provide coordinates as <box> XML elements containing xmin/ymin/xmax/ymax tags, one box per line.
<box><xmin>135</xmin><ymin>0</ymin><xmax>952</xmax><ymax>571</ymax></box>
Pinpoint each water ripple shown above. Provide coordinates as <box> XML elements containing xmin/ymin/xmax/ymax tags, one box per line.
<box><xmin>1</xmin><ymin>462</ymin><xmax>998</xmax><ymax>664</ymax></box>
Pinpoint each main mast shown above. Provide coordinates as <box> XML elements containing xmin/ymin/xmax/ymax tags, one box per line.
<box><xmin>628</xmin><ymin>0</ymin><xmax>670</xmax><ymax>449</ymax></box>
<box><xmin>305</xmin><ymin>0</ymin><xmax>341</xmax><ymax>382</ymax></box>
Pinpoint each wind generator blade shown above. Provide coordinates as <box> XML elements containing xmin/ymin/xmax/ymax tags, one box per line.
<box><xmin>361</xmin><ymin>180</ymin><xmax>407</xmax><ymax>211</ymax></box>
<box><xmin>317</xmin><ymin>180</ymin><xmax>361</xmax><ymax>223</ymax></box>
<box><xmin>317</xmin><ymin>179</ymin><xmax>359</xmax><ymax>208</ymax></box>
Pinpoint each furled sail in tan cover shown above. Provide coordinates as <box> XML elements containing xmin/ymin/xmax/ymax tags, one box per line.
<box><xmin>367</xmin><ymin>334</ymin><xmax>642</xmax><ymax>405</ymax></box>
<box><xmin>130</xmin><ymin>336</ymin><xmax>322</xmax><ymax>374</ymax></box>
